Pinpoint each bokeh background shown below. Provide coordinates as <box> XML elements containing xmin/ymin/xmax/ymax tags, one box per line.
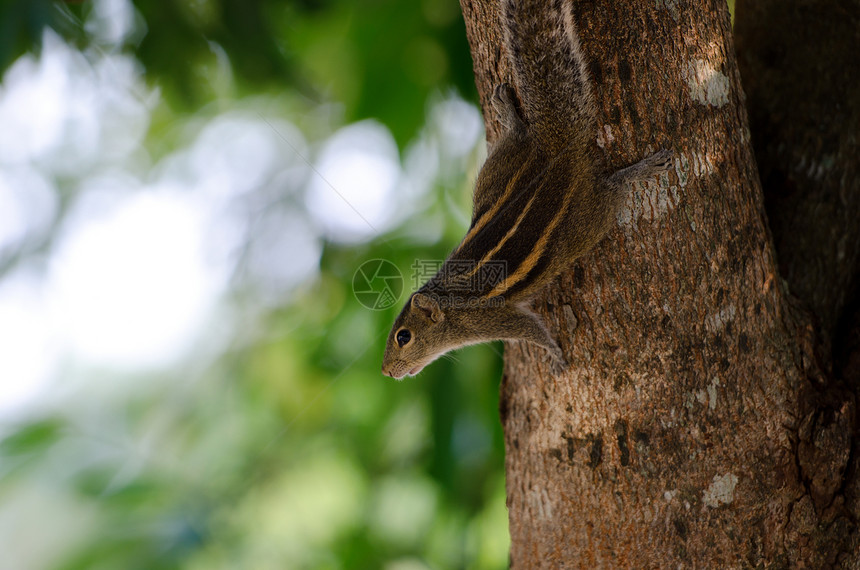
<box><xmin>0</xmin><ymin>0</ymin><xmax>509</xmax><ymax>568</ymax></box>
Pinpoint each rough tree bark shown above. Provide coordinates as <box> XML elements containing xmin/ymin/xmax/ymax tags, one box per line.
<box><xmin>458</xmin><ymin>0</ymin><xmax>860</xmax><ymax>566</ymax></box>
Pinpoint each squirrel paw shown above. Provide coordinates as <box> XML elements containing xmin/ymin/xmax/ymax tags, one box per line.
<box><xmin>609</xmin><ymin>149</ymin><xmax>675</xmax><ymax>190</ymax></box>
<box><xmin>492</xmin><ymin>83</ymin><xmax>525</xmax><ymax>133</ymax></box>
<box><xmin>644</xmin><ymin>149</ymin><xmax>674</xmax><ymax>173</ymax></box>
<box><xmin>492</xmin><ymin>83</ymin><xmax>516</xmax><ymax>107</ymax></box>
<box><xmin>542</xmin><ymin>348</ymin><xmax>569</xmax><ymax>376</ymax></box>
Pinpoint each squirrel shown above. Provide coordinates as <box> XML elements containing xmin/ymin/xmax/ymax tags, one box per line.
<box><xmin>381</xmin><ymin>0</ymin><xmax>673</xmax><ymax>379</ymax></box>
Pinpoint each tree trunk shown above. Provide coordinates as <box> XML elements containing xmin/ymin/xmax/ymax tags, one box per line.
<box><xmin>458</xmin><ymin>0</ymin><xmax>860</xmax><ymax>566</ymax></box>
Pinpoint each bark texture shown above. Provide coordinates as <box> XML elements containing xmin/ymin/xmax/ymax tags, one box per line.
<box><xmin>459</xmin><ymin>0</ymin><xmax>860</xmax><ymax>566</ymax></box>
<box><xmin>736</xmin><ymin>0</ymin><xmax>860</xmax><ymax>340</ymax></box>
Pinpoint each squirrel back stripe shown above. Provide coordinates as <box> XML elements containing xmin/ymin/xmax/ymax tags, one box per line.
<box><xmin>460</xmin><ymin>158</ymin><xmax>530</xmax><ymax>251</ymax></box>
<box><xmin>436</xmin><ymin>149</ymin><xmax>573</xmax><ymax>301</ymax></box>
<box><xmin>488</xmin><ymin>176</ymin><xmax>572</xmax><ymax>297</ymax></box>
<box><xmin>502</xmin><ymin>0</ymin><xmax>595</xmax><ymax>152</ymax></box>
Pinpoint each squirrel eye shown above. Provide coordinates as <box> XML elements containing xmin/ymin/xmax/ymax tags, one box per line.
<box><xmin>396</xmin><ymin>329</ymin><xmax>412</xmax><ymax>347</ymax></box>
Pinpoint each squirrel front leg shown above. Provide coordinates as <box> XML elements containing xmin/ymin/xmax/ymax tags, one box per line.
<box><xmin>505</xmin><ymin>304</ymin><xmax>568</xmax><ymax>374</ymax></box>
<box><xmin>462</xmin><ymin>303</ymin><xmax>566</xmax><ymax>373</ymax></box>
<box><xmin>607</xmin><ymin>149</ymin><xmax>674</xmax><ymax>191</ymax></box>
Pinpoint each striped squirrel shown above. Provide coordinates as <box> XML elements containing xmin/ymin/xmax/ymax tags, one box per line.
<box><xmin>381</xmin><ymin>0</ymin><xmax>673</xmax><ymax>379</ymax></box>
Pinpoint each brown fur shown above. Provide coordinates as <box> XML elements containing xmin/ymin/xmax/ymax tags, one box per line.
<box><xmin>382</xmin><ymin>1</ymin><xmax>673</xmax><ymax>379</ymax></box>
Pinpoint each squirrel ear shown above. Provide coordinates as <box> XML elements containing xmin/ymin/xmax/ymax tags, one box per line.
<box><xmin>411</xmin><ymin>293</ymin><xmax>444</xmax><ymax>322</ymax></box>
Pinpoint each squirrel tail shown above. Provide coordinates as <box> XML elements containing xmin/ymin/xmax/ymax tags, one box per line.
<box><xmin>502</xmin><ymin>0</ymin><xmax>595</xmax><ymax>151</ymax></box>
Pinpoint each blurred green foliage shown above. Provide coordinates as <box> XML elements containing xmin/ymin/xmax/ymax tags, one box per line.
<box><xmin>0</xmin><ymin>0</ymin><xmax>509</xmax><ymax>569</ymax></box>
<box><xmin>0</xmin><ymin>0</ymin><xmax>74</xmax><ymax>71</ymax></box>
<box><xmin>0</xmin><ymin>0</ymin><xmax>477</xmax><ymax>145</ymax></box>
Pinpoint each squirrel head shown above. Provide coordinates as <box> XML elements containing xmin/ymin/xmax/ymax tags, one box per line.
<box><xmin>382</xmin><ymin>292</ymin><xmax>453</xmax><ymax>379</ymax></box>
